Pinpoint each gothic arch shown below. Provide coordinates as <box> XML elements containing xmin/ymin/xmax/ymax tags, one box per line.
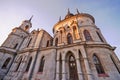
<box><xmin>2</xmin><ymin>57</ymin><xmax>11</xmax><ymax>69</ymax></box>
<box><xmin>25</xmin><ymin>57</ymin><xmax>32</xmax><ymax>72</ymax></box>
<box><xmin>84</xmin><ymin>30</ymin><xmax>92</xmax><ymax>41</ymax></box>
<box><xmin>38</xmin><ymin>56</ymin><xmax>45</xmax><ymax>72</ymax></box>
<box><xmin>73</xmin><ymin>26</ymin><xmax>78</xmax><ymax>39</ymax></box>
<box><xmin>15</xmin><ymin>56</ymin><xmax>22</xmax><ymax>71</ymax></box>
<box><xmin>65</xmin><ymin>51</ymin><xmax>78</xmax><ymax>80</ymax></box>
<box><xmin>67</xmin><ymin>33</ymin><xmax>73</xmax><ymax>44</ymax></box>
<box><xmin>92</xmin><ymin>54</ymin><xmax>105</xmax><ymax>74</ymax></box>
<box><xmin>46</xmin><ymin>40</ymin><xmax>49</xmax><ymax>47</ymax></box>
<box><xmin>55</xmin><ymin>38</ymin><xmax>58</xmax><ymax>46</ymax></box>
<box><xmin>60</xmin><ymin>30</ymin><xmax>63</xmax><ymax>43</ymax></box>
<box><xmin>25</xmin><ymin>25</ymin><xmax>29</xmax><ymax>31</ymax></box>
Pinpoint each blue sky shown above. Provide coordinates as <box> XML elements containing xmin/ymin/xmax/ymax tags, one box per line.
<box><xmin>0</xmin><ymin>0</ymin><xmax>120</xmax><ymax>59</ymax></box>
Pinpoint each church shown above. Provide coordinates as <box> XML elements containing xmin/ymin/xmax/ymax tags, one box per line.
<box><xmin>0</xmin><ymin>9</ymin><xmax>120</xmax><ymax>80</ymax></box>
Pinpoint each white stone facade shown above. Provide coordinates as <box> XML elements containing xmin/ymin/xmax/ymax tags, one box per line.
<box><xmin>0</xmin><ymin>10</ymin><xmax>120</xmax><ymax>80</ymax></box>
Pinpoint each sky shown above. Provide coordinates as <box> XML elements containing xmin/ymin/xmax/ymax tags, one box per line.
<box><xmin>0</xmin><ymin>0</ymin><xmax>120</xmax><ymax>59</ymax></box>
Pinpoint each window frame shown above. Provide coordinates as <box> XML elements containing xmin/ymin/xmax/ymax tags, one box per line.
<box><xmin>38</xmin><ymin>56</ymin><xmax>45</xmax><ymax>73</ymax></box>
<box><xmin>84</xmin><ymin>30</ymin><xmax>92</xmax><ymax>41</ymax></box>
<box><xmin>2</xmin><ymin>57</ymin><xmax>11</xmax><ymax>69</ymax></box>
<box><xmin>67</xmin><ymin>33</ymin><xmax>73</xmax><ymax>44</ymax></box>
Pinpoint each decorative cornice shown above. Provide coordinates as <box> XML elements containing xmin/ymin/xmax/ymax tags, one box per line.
<box><xmin>0</xmin><ymin>47</ymin><xmax>16</xmax><ymax>54</ymax></box>
<box><xmin>53</xmin><ymin>13</ymin><xmax>95</xmax><ymax>33</ymax></box>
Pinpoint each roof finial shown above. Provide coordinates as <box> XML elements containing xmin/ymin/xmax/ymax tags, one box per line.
<box><xmin>76</xmin><ymin>8</ymin><xmax>80</xmax><ymax>14</ymax></box>
<box><xmin>29</xmin><ymin>15</ymin><xmax>33</xmax><ymax>22</ymax></box>
<box><xmin>68</xmin><ymin>8</ymin><xmax>70</xmax><ymax>14</ymax></box>
<box><xmin>59</xmin><ymin>16</ymin><xmax>61</xmax><ymax>22</ymax></box>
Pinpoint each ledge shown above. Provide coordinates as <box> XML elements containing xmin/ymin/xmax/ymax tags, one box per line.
<box><xmin>98</xmin><ymin>73</ymin><xmax>109</xmax><ymax>77</ymax></box>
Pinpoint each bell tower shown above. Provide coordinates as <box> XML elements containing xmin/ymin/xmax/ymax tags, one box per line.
<box><xmin>19</xmin><ymin>16</ymin><xmax>32</xmax><ymax>32</ymax></box>
<box><xmin>0</xmin><ymin>17</ymin><xmax>32</xmax><ymax>79</ymax></box>
<box><xmin>2</xmin><ymin>16</ymin><xmax>33</xmax><ymax>49</ymax></box>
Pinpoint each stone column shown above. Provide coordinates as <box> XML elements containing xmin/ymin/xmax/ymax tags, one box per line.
<box><xmin>81</xmin><ymin>46</ymin><xmax>93</xmax><ymax>80</ymax></box>
<box><xmin>84</xmin><ymin>58</ymin><xmax>93</xmax><ymax>80</ymax></box>
<box><xmin>55</xmin><ymin>60</ymin><xmax>59</xmax><ymax>80</ymax></box>
<box><xmin>76</xmin><ymin>58</ymin><xmax>83</xmax><ymax>80</ymax></box>
<box><xmin>62</xmin><ymin>59</ymin><xmax>66</xmax><ymax>80</ymax></box>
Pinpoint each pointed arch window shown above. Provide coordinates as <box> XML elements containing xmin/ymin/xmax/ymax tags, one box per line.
<box><xmin>96</xmin><ymin>32</ymin><xmax>104</xmax><ymax>42</ymax></box>
<box><xmin>50</xmin><ymin>39</ymin><xmax>53</xmax><ymax>46</ymax></box>
<box><xmin>25</xmin><ymin>25</ymin><xmax>29</xmax><ymax>31</ymax></box>
<box><xmin>2</xmin><ymin>57</ymin><xmax>11</xmax><ymax>69</ymax></box>
<box><xmin>69</xmin><ymin>54</ymin><xmax>78</xmax><ymax>80</ymax></box>
<box><xmin>67</xmin><ymin>33</ymin><xmax>73</xmax><ymax>44</ymax></box>
<box><xmin>73</xmin><ymin>26</ymin><xmax>77</xmax><ymax>39</ymax></box>
<box><xmin>84</xmin><ymin>30</ymin><xmax>92</xmax><ymax>41</ymax></box>
<box><xmin>55</xmin><ymin>38</ymin><xmax>58</xmax><ymax>46</ymax></box>
<box><xmin>46</xmin><ymin>40</ymin><xmax>49</xmax><ymax>47</ymax></box>
<box><xmin>27</xmin><ymin>38</ymin><xmax>32</xmax><ymax>47</ymax></box>
<box><xmin>15</xmin><ymin>57</ymin><xmax>22</xmax><ymax>71</ymax></box>
<box><xmin>60</xmin><ymin>30</ymin><xmax>63</xmax><ymax>43</ymax></box>
<box><xmin>110</xmin><ymin>55</ymin><xmax>120</xmax><ymax>73</ymax></box>
<box><xmin>13</xmin><ymin>43</ymin><xmax>18</xmax><ymax>49</ymax></box>
<box><xmin>93</xmin><ymin>55</ymin><xmax>105</xmax><ymax>74</ymax></box>
<box><xmin>25</xmin><ymin>57</ymin><xmax>32</xmax><ymax>72</ymax></box>
<box><xmin>38</xmin><ymin>56</ymin><xmax>45</xmax><ymax>72</ymax></box>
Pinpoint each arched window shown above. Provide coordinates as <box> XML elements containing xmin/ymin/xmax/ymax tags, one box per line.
<box><xmin>25</xmin><ymin>57</ymin><xmax>32</xmax><ymax>72</ymax></box>
<box><xmin>110</xmin><ymin>55</ymin><xmax>120</xmax><ymax>73</ymax></box>
<box><xmin>50</xmin><ymin>39</ymin><xmax>53</xmax><ymax>46</ymax></box>
<box><xmin>69</xmin><ymin>54</ymin><xmax>78</xmax><ymax>80</ymax></box>
<box><xmin>15</xmin><ymin>57</ymin><xmax>22</xmax><ymax>71</ymax></box>
<box><xmin>38</xmin><ymin>56</ymin><xmax>45</xmax><ymax>72</ymax></box>
<box><xmin>59</xmin><ymin>54</ymin><xmax>62</xmax><ymax>80</ymax></box>
<box><xmin>13</xmin><ymin>43</ymin><xmax>18</xmax><ymax>49</ymax></box>
<box><xmin>46</xmin><ymin>40</ymin><xmax>49</xmax><ymax>47</ymax></box>
<box><xmin>84</xmin><ymin>30</ymin><xmax>92</xmax><ymax>41</ymax></box>
<box><xmin>96</xmin><ymin>32</ymin><xmax>104</xmax><ymax>42</ymax></box>
<box><xmin>27</xmin><ymin>38</ymin><xmax>32</xmax><ymax>47</ymax></box>
<box><xmin>67</xmin><ymin>33</ymin><xmax>73</xmax><ymax>44</ymax></box>
<box><xmin>25</xmin><ymin>25</ymin><xmax>29</xmax><ymax>31</ymax></box>
<box><xmin>2</xmin><ymin>57</ymin><xmax>11</xmax><ymax>69</ymax></box>
<box><xmin>73</xmin><ymin>26</ymin><xmax>77</xmax><ymax>39</ymax></box>
<box><xmin>55</xmin><ymin>38</ymin><xmax>58</xmax><ymax>46</ymax></box>
<box><xmin>93</xmin><ymin>55</ymin><xmax>105</xmax><ymax>74</ymax></box>
<box><xmin>60</xmin><ymin>30</ymin><xmax>62</xmax><ymax>43</ymax></box>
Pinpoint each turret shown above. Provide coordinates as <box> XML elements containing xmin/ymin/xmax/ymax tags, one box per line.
<box><xmin>53</xmin><ymin>9</ymin><xmax>106</xmax><ymax>46</ymax></box>
<box><xmin>2</xmin><ymin>17</ymin><xmax>33</xmax><ymax>50</ymax></box>
<box><xmin>19</xmin><ymin>16</ymin><xmax>33</xmax><ymax>32</ymax></box>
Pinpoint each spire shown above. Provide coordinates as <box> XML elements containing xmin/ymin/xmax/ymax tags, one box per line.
<box><xmin>76</xmin><ymin>8</ymin><xmax>80</xmax><ymax>14</ymax></box>
<box><xmin>67</xmin><ymin>8</ymin><xmax>70</xmax><ymax>14</ymax></box>
<box><xmin>29</xmin><ymin>15</ymin><xmax>33</xmax><ymax>22</ymax></box>
<box><xmin>59</xmin><ymin>16</ymin><xmax>61</xmax><ymax>22</ymax></box>
<box><xmin>65</xmin><ymin>8</ymin><xmax>74</xmax><ymax>19</ymax></box>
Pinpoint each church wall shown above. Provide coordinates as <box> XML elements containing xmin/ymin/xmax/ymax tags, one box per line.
<box><xmin>79</xmin><ymin>26</ymin><xmax>106</xmax><ymax>43</ymax></box>
<box><xmin>87</xmin><ymin>47</ymin><xmax>120</xmax><ymax>80</ymax></box>
<box><xmin>0</xmin><ymin>11</ymin><xmax>120</xmax><ymax>80</ymax></box>
<box><xmin>21</xmin><ymin>51</ymin><xmax>38</xmax><ymax>80</ymax></box>
<box><xmin>32</xmin><ymin>48</ymin><xmax>56</xmax><ymax>80</ymax></box>
<box><xmin>0</xmin><ymin>53</ymin><xmax>13</xmax><ymax>79</ymax></box>
<box><xmin>40</xmin><ymin>31</ymin><xmax>53</xmax><ymax>48</ymax></box>
<box><xmin>56</xmin><ymin>45</ymin><xmax>91</xmax><ymax>80</ymax></box>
